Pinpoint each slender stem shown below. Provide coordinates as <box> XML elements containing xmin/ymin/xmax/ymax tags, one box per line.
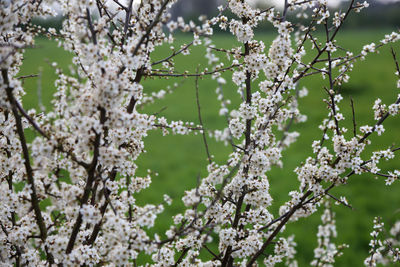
<box><xmin>350</xmin><ymin>98</ymin><xmax>357</xmax><ymax>137</ymax></box>
<box><xmin>195</xmin><ymin>69</ymin><xmax>212</xmax><ymax>164</ymax></box>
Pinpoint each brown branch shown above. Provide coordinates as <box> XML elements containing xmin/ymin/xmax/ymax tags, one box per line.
<box><xmin>391</xmin><ymin>47</ymin><xmax>400</xmax><ymax>75</ymax></box>
<box><xmin>13</xmin><ymin>97</ymin><xmax>90</xmax><ymax>168</ymax></box>
<box><xmin>127</xmin><ymin>68</ymin><xmax>144</xmax><ymax>114</ymax></box>
<box><xmin>86</xmin><ymin>8</ymin><xmax>97</xmax><ymax>45</ymax></box>
<box><xmin>85</xmin><ymin>169</ymin><xmax>117</xmax><ymax>246</ymax></box>
<box><xmin>247</xmin><ymin>191</ymin><xmax>312</xmax><ymax>266</ymax></box>
<box><xmin>16</xmin><ymin>74</ymin><xmax>39</xmax><ymax>79</ymax></box>
<box><xmin>66</xmin><ymin>107</ymin><xmax>106</xmax><ymax>253</ymax></box>
<box><xmin>358</xmin><ymin>94</ymin><xmax>400</xmax><ymax>144</ymax></box>
<box><xmin>326</xmin><ymin>192</ymin><xmax>353</xmax><ymax>209</ymax></box>
<box><xmin>131</xmin><ymin>0</ymin><xmax>170</xmax><ymax>57</ymax></box>
<box><xmin>121</xmin><ymin>0</ymin><xmax>134</xmax><ymax>47</ymax></box>
<box><xmin>152</xmin><ymin>42</ymin><xmax>194</xmax><ymax>66</ymax></box>
<box><xmin>2</xmin><ymin>69</ymin><xmax>54</xmax><ymax>264</ymax></box>
<box><xmin>221</xmin><ymin>27</ymin><xmax>253</xmax><ymax>267</ymax></box>
<box><xmin>174</xmin><ymin>247</ymin><xmax>190</xmax><ymax>266</ymax></box>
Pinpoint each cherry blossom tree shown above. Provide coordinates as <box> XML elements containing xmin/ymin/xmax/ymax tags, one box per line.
<box><xmin>1</xmin><ymin>0</ymin><xmax>400</xmax><ymax>266</ymax></box>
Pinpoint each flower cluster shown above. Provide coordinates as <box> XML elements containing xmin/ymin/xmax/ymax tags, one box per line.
<box><xmin>1</xmin><ymin>0</ymin><xmax>400</xmax><ymax>266</ymax></box>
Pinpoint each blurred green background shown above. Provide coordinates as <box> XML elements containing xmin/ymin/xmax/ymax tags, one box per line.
<box><xmin>19</xmin><ymin>26</ymin><xmax>400</xmax><ymax>266</ymax></box>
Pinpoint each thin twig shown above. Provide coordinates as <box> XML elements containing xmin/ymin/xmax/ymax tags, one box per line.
<box><xmin>195</xmin><ymin>68</ymin><xmax>212</xmax><ymax>164</ymax></box>
<box><xmin>350</xmin><ymin>98</ymin><xmax>357</xmax><ymax>137</ymax></box>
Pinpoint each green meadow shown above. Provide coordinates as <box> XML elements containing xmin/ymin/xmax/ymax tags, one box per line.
<box><xmin>19</xmin><ymin>29</ymin><xmax>400</xmax><ymax>265</ymax></box>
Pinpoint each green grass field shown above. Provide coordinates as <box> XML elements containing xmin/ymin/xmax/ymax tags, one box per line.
<box><xmin>19</xmin><ymin>29</ymin><xmax>400</xmax><ymax>266</ymax></box>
